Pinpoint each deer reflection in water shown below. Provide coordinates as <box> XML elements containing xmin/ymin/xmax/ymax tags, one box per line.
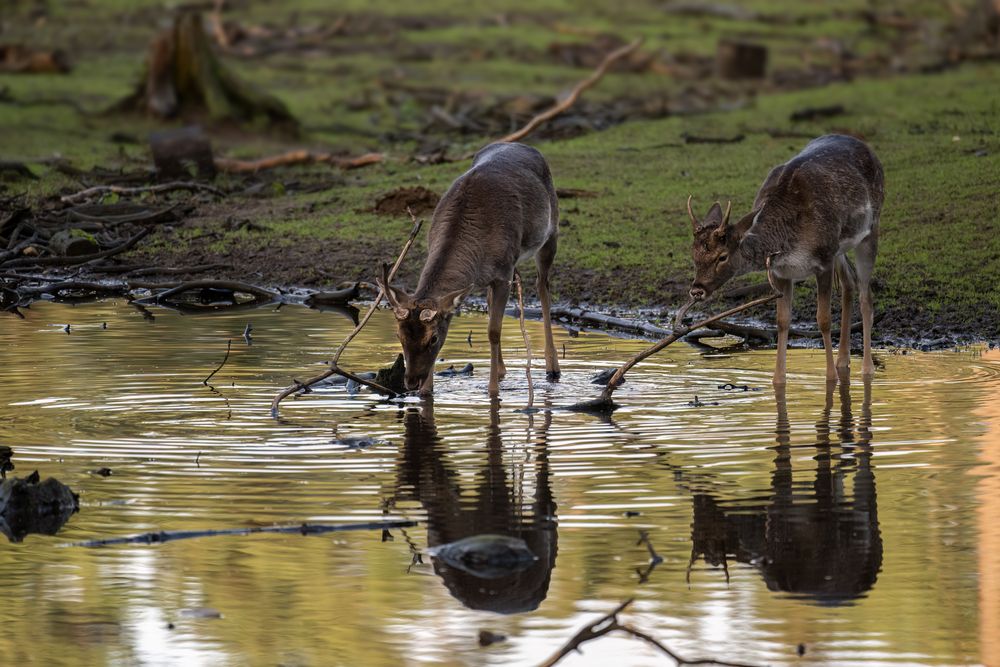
<box><xmin>395</xmin><ymin>399</ymin><xmax>557</xmax><ymax>613</ymax></box>
<box><xmin>689</xmin><ymin>372</ymin><xmax>881</xmax><ymax>603</ymax></box>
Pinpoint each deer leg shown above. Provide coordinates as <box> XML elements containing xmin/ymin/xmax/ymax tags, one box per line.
<box><xmin>816</xmin><ymin>267</ymin><xmax>836</xmax><ymax>382</ymax></box>
<box><xmin>773</xmin><ymin>278</ymin><xmax>794</xmax><ymax>386</ymax></box>
<box><xmin>487</xmin><ymin>279</ymin><xmax>511</xmax><ymax>397</ymax></box>
<box><xmin>856</xmin><ymin>231</ymin><xmax>878</xmax><ymax>378</ymax></box>
<box><xmin>535</xmin><ymin>235</ymin><xmax>561</xmax><ymax>381</ymax></box>
<box><xmin>835</xmin><ymin>255</ymin><xmax>856</xmax><ymax>371</ymax></box>
<box><xmin>486</xmin><ymin>284</ymin><xmax>507</xmax><ymax>381</ymax></box>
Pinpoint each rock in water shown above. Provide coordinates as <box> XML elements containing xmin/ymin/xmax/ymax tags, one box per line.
<box><xmin>426</xmin><ymin>534</ymin><xmax>537</xmax><ymax>579</ymax></box>
<box><xmin>0</xmin><ymin>472</ymin><xmax>79</xmax><ymax>542</ymax></box>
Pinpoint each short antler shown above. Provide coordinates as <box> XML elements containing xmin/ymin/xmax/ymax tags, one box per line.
<box><xmin>686</xmin><ymin>194</ymin><xmax>699</xmax><ymax>229</ymax></box>
<box><xmin>723</xmin><ymin>200</ymin><xmax>732</xmax><ymax>227</ymax></box>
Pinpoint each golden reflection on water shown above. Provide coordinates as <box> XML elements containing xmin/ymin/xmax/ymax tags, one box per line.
<box><xmin>0</xmin><ymin>299</ymin><xmax>998</xmax><ymax>666</ymax></box>
<box><xmin>978</xmin><ymin>347</ymin><xmax>1000</xmax><ymax>667</ymax></box>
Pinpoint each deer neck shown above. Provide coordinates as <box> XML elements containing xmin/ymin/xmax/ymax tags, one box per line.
<box><xmin>414</xmin><ymin>235</ymin><xmax>482</xmax><ymax>302</ymax></box>
<box><xmin>734</xmin><ymin>206</ymin><xmax>795</xmax><ymax>274</ymax></box>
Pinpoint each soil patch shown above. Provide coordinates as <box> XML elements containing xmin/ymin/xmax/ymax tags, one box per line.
<box><xmin>373</xmin><ymin>186</ymin><xmax>440</xmax><ymax>217</ymax></box>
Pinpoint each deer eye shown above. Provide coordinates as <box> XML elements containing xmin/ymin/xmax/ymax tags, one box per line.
<box><xmin>430</xmin><ymin>335</ymin><xmax>439</xmax><ymax>347</ymax></box>
<box><xmin>717</xmin><ymin>253</ymin><xmax>729</xmax><ymax>264</ymax></box>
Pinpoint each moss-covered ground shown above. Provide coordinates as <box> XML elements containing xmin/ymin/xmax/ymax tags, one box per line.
<box><xmin>1</xmin><ymin>0</ymin><xmax>998</xmax><ymax>339</ymax></box>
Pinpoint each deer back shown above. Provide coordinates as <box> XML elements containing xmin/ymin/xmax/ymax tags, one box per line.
<box><xmin>415</xmin><ymin>142</ymin><xmax>558</xmax><ymax>299</ymax></box>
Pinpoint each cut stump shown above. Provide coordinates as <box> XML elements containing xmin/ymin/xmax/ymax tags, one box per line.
<box><xmin>116</xmin><ymin>11</ymin><xmax>297</xmax><ymax>132</ymax></box>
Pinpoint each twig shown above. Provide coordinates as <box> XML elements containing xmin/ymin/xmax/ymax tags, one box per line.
<box><xmin>59</xmin><ymin>181</ymin><xmax>223</xmax><ymax>204</ymax></box>
<box><xmin>68</xmin><ymin>519</ymin><xmax>417</xmax><ymax>548</ymax></box>
<box><xmin>331</xmin><ymin>365</ymin><xmax>398</xmax><ymax>396</ymax></box>
<box><xmin>270</xmin><ymin>211</ymin><xmax>423</xmax><ymax>416</ymax></box>
<box><xmin>637</xmin><ymin>530</ymin><xmax>664</xmax><ymax>563</ymax></box>
<box><xmin>494</xmin><ymin>37</ymin><xmax>643</xmax><ymax>145</ymax></box>
<box><xmin>539</xmin><ymin>599</ymin><xmax>763</xmax><ymax>667</ymax></box>
<box><xmin>513</xmin><ymin>271</ymin><xmax>534</xmax><ymax>408</ymax></box>
<box><xmin>214</xmin><ymin>151</ymin><xmax>383</xmax><ymax>173</ymax></box>
<box><xmin>204</xmin><ymin>339</ymin><xmax>232</xmax><ymax>385</ymax></box>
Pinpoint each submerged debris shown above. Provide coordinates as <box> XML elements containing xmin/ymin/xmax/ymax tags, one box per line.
<box><xmin>436</xmin><ymin>363</ymin><xmax>474</xmax><ymax>377</ymax></box>
<box><xmin>478</xmin><ymin>630</ymin><xmax>508</xmax><ymax>647</ymax></box>
<box><xmin>375</xmin><ymin>354</ymin><xmax>407</xmax><ymax>394</ymax></box>
<box><xmin>427</xmin><ymin>534</ymin><xmax>537</xmax><ymax>579</ymax></box>
<box><xmin>0</xmin><ymin>471</ymin><xmax>79</xmax><ymax>542</ymax></box>
<box><xmin>590</xmin><ymin>368</ymin><xmax>625</xmax><ymax>385</ymax></box>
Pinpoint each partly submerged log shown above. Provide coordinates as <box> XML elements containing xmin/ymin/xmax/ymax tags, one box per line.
<box><xmin>116</xmin><ymin>11</ymin><xmax>297</xmax><ymax>132</ymax></box>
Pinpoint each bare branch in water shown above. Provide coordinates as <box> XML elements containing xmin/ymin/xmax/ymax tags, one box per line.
<box><xmin>203</xmin><ymin>339</ymin><xmax>232</xmax><ymax>385</ymax></box>
<box><xmin>270</xmin><ymin>210</ymin><xmax>424</xmax><ymax>417</ymax></box>
<box><xmin>68</xmin><ymin>520</ymin><xmax>418</xmax><ymax>548</ymax></box>
<box><xmin>539</xmin><ymin>598</ymin><xmax>764</xmax><ymax>667</ymax></box>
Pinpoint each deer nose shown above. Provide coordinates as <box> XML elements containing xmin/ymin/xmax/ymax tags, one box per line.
<box><xmin>689</xmin><ymin>286</ymin><xmax>707</xmax><ymax>301</ymax></box>
<box><xmin>404</xmin><ymin>375</ymin><xmax>421</xmax><ymax>391</ymax></box>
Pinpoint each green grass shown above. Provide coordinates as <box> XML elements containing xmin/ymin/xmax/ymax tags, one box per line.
<box><xmin>2</xmin><ymin>0</ymin><xmax>998</xmax><ymax>337</ymax></box>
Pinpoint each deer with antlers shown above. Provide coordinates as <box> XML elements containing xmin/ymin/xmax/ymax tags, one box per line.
<box><xmin>377</xmin><ymin>142</ymin><xmax>560</xmax><ymax>397</ymax></box>
<box><xmin>686</xmin><ymin>134</ymin><xmax>884</xmax><ymax>384</ymax></box>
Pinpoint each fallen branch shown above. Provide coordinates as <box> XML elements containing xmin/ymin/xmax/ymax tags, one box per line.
<box><xmin>214</xmin><ymin>150</ymin><xmax>383</xmax><ymax>173</ymax></box>
<box><xmin>552</xmin><ymin>306</ymin><xmax>672</xmax><ymax>338</ymax></box>
<box><xmin>540</xmin><ymin>599</ymin><xmax>761</xmax><ymax>667</ymax></box>
<box><xmin>0</xmin><ymin>228</ymin><xmax>151</xmax><ymax>269</ymax></box>
<box><xmin>513</xmin><ymin>271</ymin><xmax>534</xmax><ymax>408</ymax></box>
<box><xmin>270</xmin><ymin>211</ymin><xmax>424</xmax><ymax>416</ymax></box>
<box><xmin>303</xmin><ymin>282</ymin><xmax>360</xmax><ymax>307</ymax></box>
<box><xmin>331</xmin><ymin>364</ymin><xmax>398</xmax><ymax>396</ymax></box>
<box><xmin>17</xmin><ymin>280</ymin><xmax>130</xmax><ymax>297</ymax></box>
<box><xmin>60</xmin><ymin>181</ymin><xmax>223</xmax><ymax>204</ymax></box>
<box><xmin>494</xmin><ymin>37</ymin><xmax>643</xmax><ymax>145</ymax></box>
<box><xmin>567</xmin><ymin>291</ymin><xmax>781</xmax><ymax>413</ymax></box>
<box><xmin>133</xmin><ymin>279</ymin><xmax>278</xmax><ymax>305</ymax></box>
<box><xmin>204</xmin><ymin>339</ymin><xmax>232</xmax><ymax>385</ymax></box>
<box><xmin>68</xmin><ymin>519</ymin><xmax>417</xmax><ymax>548</ymax></box>
<box><xmin>94</xmin><ymin>263</ymin><xmax>231</xmax><ymax>276</ymax></box>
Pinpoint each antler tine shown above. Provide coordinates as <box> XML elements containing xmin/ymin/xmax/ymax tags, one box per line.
<box><xmin>379</xmin><ymin>261</ymin><xmax>391</xmax><ymax>289</ymax></box>
<box><xmin>723</xmin><ymin>200</ymin><xmax>732</xmax><ymax>226</ymax></box>
<box><xmin>686</xmin><ymin>194</ymin><xmax>698</xmax><ymax>228</ymax></box>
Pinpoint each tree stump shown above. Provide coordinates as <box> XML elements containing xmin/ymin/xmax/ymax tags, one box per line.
<box><xmin>116</xmin><ymin>11</ymin><xmax>297</xmax><ymax>132</ymax></box>
<box><xmin>716</xmin><ymin>39</ymin><xmax>768</xmax><ymax>80</ymax></box>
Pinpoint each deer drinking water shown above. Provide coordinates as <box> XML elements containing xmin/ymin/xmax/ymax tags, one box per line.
<box><xmin>686</xmin><ymin>134</ymin><xmax>884</xmax><ymax>384</ymax></box>
<box><xmin>377</xmin><ymin>142</ymin><xmax>561</xmax><ymax>397</ymax></box>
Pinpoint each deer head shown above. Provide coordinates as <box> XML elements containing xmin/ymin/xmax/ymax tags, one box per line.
<box><xmin>686</xmin><ymin>195</ymin><xmax>755</xmax><ymax>300</ymax></box>
<box><xmin>376</xmin><ymin>264</ymin><xmax>471</xmax><ymax>395</ymax></box>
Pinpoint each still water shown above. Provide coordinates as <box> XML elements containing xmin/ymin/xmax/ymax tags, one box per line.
<box><xmin>1</xmin><ymin>300</ymin><xmax>998</xmax><ymax>666</ymax></box>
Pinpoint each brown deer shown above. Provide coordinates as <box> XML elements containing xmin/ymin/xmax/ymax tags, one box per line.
<box><xmin>377</xmin><ymin>142</ymin><xmax>560</xmax><ymax>396</ymax></box>
<box><xmin>686</xmin><ymin>134</ymin><xmax>884</xmax><ymax>384</ymax></box>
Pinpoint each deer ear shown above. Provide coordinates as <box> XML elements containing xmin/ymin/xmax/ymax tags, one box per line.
<box><xmin>438</xmin><ymin>285</ymin><xmax>473</xmax><ymax>313</ymax></box>
<box><xmin>702</xmin><ymin>202</ymin><xmax>725</xmax><ymax>230</ymax></box>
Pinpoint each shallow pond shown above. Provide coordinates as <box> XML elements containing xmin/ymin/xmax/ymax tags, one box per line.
<box><xmin>1</xmin><ymin>300</ymin><xmax>998</xmax><ymax>666</ymax></box>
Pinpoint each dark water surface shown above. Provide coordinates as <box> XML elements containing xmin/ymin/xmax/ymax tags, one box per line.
<box><xmin>1</xmin><ymin>300</ymin><xmax>998</xmax><ymax>666</ymax></box>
